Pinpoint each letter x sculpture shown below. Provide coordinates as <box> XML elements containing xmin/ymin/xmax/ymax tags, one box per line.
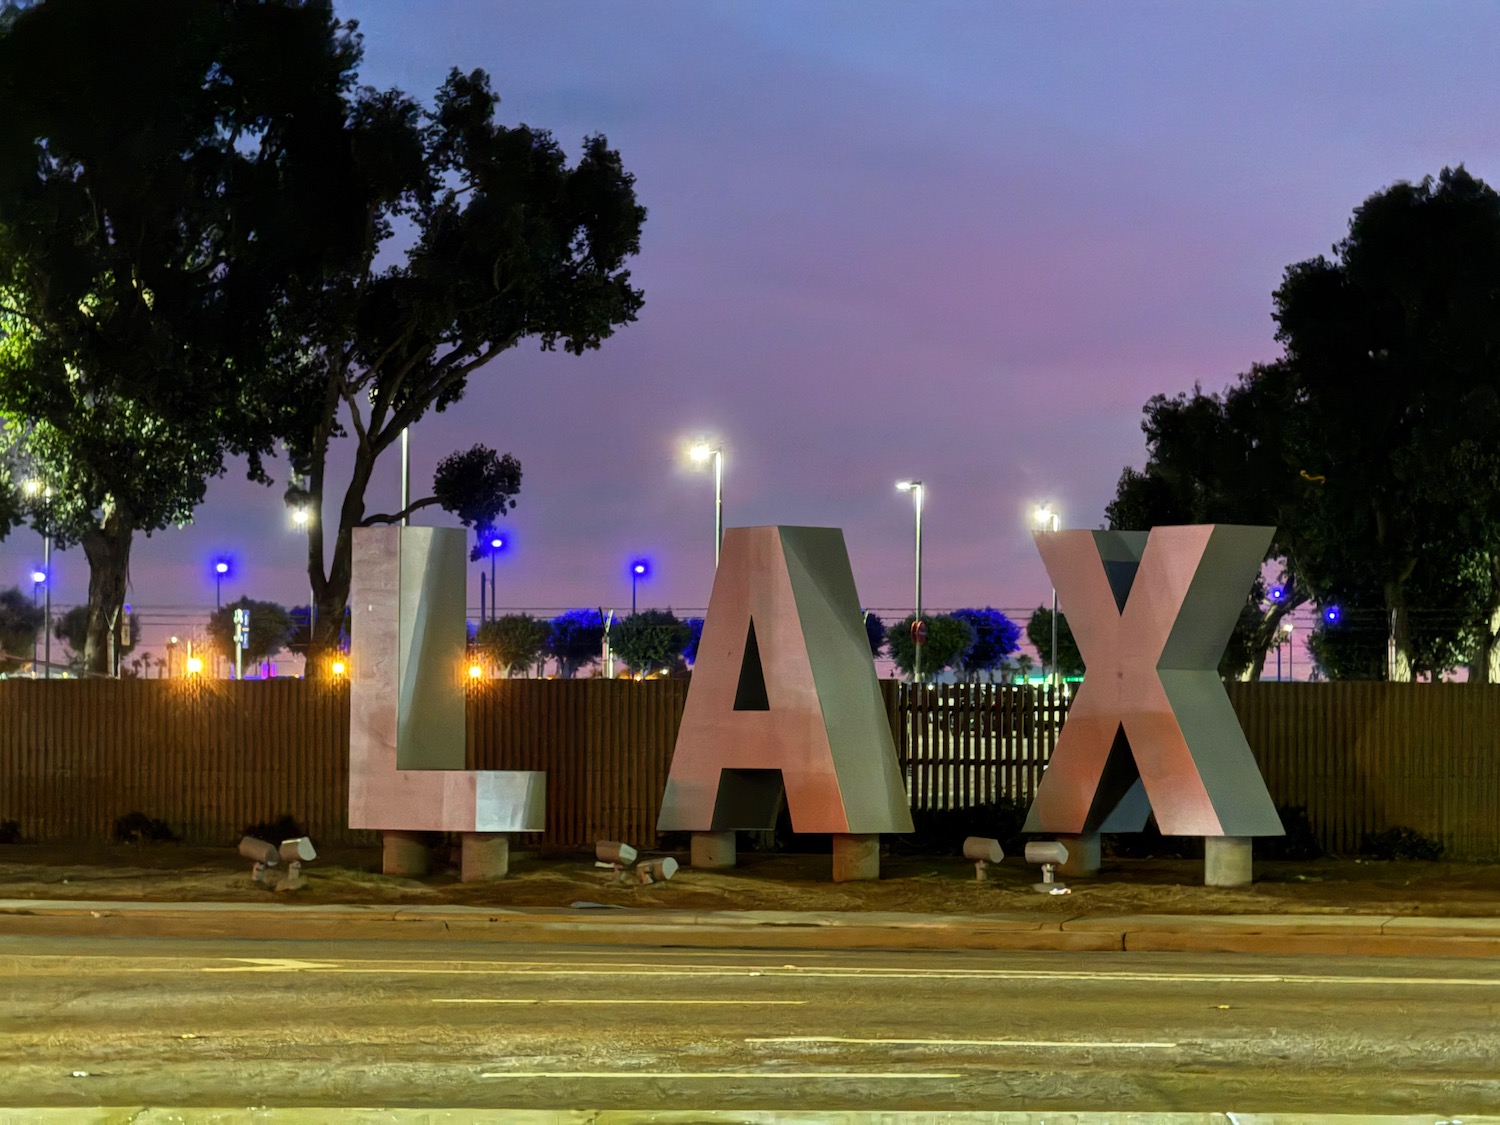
<box><xmin>1023</xmin><ymin>525</ymin><xmax>1284</xmax><ymax>839</ymax></box>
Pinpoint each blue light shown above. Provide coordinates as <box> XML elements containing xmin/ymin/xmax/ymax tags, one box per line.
<box><xmin>214</xmin><ymin>560</ymin><xmax>230</xmax><ymax>575</ymax></box>
<box><xmin>631</xmin><ymin>559</ymin><xmax>650</xmax><ymax>577</ymax></box>
<box><xmin>490</xmin><ymin>536</ymin><xmax>505</xmax><ymax>552</ymax></box>
<box><xmin>30</xmin><ymin>570</ymin><xmax>45</xmax><ymax>585</ymax></box>
<box><xmin>1322</xmin><ymin>605</ymin><xmax>1342</xmax><ymax>625</ymax></box>
<box><xmin>1269</xmin><ymin>585</ymin><xmax>1287</xmax><ymax>603</ymax></box>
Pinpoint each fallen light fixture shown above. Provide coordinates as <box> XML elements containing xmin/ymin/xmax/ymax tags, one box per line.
<box><xmin>962</xmin><ymin>836</ymin><xmax>1003</xmax><ymax>882</ymax></box>
<box><xmin>237</xmin><ymin>835</ymin><xmax>317</xmax><ymax>891</ymax></box>
<box><xmin>636</xmin><ymin>857</ymin><xmax>679</xmax><ymax>885</ymax></box>
<box><xmin>595</xmin><ymin>840</ymin><xmax>639</xmax><ymax>881</ymax></box>
<box><xmin>1024</xmin><ymin>840</ymin><xmax>1071</xmax><ymax>895</ymax></box>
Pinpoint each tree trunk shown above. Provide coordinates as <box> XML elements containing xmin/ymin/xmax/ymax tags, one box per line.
<box><xmin>1382</xmin><ymin>581</ymin><xmax>1413</xmax><ymax>682</ymax></box>
<box><xmin>1470</xmin><ymin>554</ymin><xmax>1500</xmax><ymax>684</ymax></box>
<box><xmin>80</xmin><ymin>504</ymin><xmax>134</xmax><ymax>677</ymax></box>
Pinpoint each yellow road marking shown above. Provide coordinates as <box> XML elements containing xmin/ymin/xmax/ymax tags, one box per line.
<box><xmin>747</xmin><ymin>1035</ymin><xmax>1177</xmax><ymax>1048</ymax></box>
<box><xmin>478</xmin><ymin>1070</ymin><xmax>964</xmax><ymax>1080</ymax></box>
<box><xmin>435</xmin><ymin>998</ymin><xmax>806</xmax><ymax>1005</ymax></box>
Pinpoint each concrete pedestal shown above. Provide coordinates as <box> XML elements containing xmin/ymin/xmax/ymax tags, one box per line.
<box><xmin>691</xmin><ymin>830</ymin><xmax>737</xmax><ymax>869</ymax></box>
<box><xmin>1205</xmin><ymin>835</ymin><xmax>1253</xmax><ymax>887</ymax></box>
<box><xmin>1057</xmin><ymin>833</ymin><xmax>1101</xmax><ymax>877</ymax></box>
<box><xmin>832</xmin><ymin>833</ymin><xmax>880</xmax><ymax>882</ymax></box>
<box><xmin>382</xmin><ymin>830</ymin><xmax>430</xmax><ymax>877</ymax></box>
<box><xmin>461</xmin><ymin>832</ymin><xmax>511</xmax><ymax>882</ymax></box>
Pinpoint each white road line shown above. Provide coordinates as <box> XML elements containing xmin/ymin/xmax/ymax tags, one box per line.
<box><xmin>478</xmin><ymin>1070</ymin><xmax>965</xmax><ymax>1080</ymax></box>
<box><xmin>9</xmin><ymin>954</ymin><xmax>1500</xmax><ymax>989</ymax></box>
<box><xmin>746</xmin><ymin>1035</ymin><xmax>1178</xmax><ymax>1049</ymax></box>
<box><xmin>434</xmin><ymin>998</ymin><xmax>807</xmax><ymax>1005</ymax></box>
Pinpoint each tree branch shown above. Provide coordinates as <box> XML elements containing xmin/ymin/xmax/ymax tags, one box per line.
<box><xmin>357</xmin><ymin>494</ymin><xmax>443</xmax><ymax>527</ymax></box>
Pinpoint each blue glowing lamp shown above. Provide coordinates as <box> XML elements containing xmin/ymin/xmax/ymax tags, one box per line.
<box><xmin>30</xmin><ymin>570</ymin><xmax>45</xmax><ymax>585</ymax></box>
<box><xmin>632</xmin><ymin>560</ymin><xmax>649</xmax><ymax>577</ymax></box>
<box><xmin>1322</xmin><ymin>605</ymin><xmax>1342</xmax><ymax>625</ymax></box>
<box><xmin>1268</xmin><ymin>585</ymin><xmax>1287</xmax><ymax>603</ymax></box>
<box><xmin>490</xmin><ymin>535</ymin><xmax>506</xmax><ymax>553</ymax></box>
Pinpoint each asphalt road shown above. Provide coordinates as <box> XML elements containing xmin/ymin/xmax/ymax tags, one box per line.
<box><xmin>2</xmin><ymin>934</ymin><xmax>1497</xmax><ymax>1114</ymax></box>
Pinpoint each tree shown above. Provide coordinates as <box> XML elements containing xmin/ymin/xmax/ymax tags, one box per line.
<box><xmin>266</xmin><ymin>66</ymin><xmax>646</xmax><ymax>652</ymax></box>
<box><xmin>951</xmin><ymin>607</ymin><xmax>1021</xmax><ymax>680</ymax></box>
<box><xmin>683</xmin><ymin>617</ymin><xmax>705</xmax><ymax>667</ymax></box>
<box><xmin>432</xmin><ymin>445</ymin><xmax>522</xmax><ymax>559</ymax></box>
<box><xmin>1269</xmin><ymin>167</ymin><xmax>1500</xmax><ymax>681</ymax></box>
<box><xmin>886</xmin><ymin>613</ymin><xmax>974</xmax><ymax>679</ymax></box>
<box><xmin>609</xmin><ymin>609</ymin><xmax>690</xmax><ymax>678</ymax></box>
<box><xmin>545</xmin><ymin>608</ymin><xmax>605</xmax><ymax>678</ymax></box>
<box><xmin>0</xmin><ymin>586</ymin><xmax>41</xmax><ymax>673</ymax></box>
<box><xmin>862</xmin><ymin>611</ymin><xmax>887</xmax><ymax>659</ymax></box>
<box><xmin>475</xmin><ymin>613</ymin><xmax>549</xmax><ymax>678</ymax></box>
<box><xmin>1025</xmin><ymin>606</ymin><xmax>1084</xmax><ymax>679</ymax></box>
<box><xmin>206</xmin><ymin>597</ymin><xmax>294</xmax><ymax>669</ymax></box>
<box><xmin>0</xmin><ymin>0</ymin><xmax>368</xmax><ymax>673</ymax></box>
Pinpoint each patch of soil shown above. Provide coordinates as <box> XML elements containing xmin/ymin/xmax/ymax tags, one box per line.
<box><xmin>1</xmin><ymin>843</ymin><xmax>1498</xmax><ymax>917</ymax></box>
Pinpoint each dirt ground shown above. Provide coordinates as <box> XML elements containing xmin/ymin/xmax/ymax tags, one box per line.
<box><xmin>2</xmin><ymin>841</ymin><xmax>1499</xmax><ymax>918</ymax></box>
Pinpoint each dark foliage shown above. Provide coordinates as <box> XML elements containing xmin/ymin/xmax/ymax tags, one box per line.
<box><xmin>886</xmin><ymin>799</ymin><xmax>1032</xmax><ymax>858</ymax></box>
<box><xmin>241</xmin><ymin>814</ymin><xmax>307</xmax><ymax>845</ymax></box>
<box><xmin>1361</xmin><ymin>826</ymin><xmax>1444</xmax><ymax>861</ymax></box>
<box><xmin>112</xmin><ymin>812</ymin><xmax>178</xmax><ymax>844</ymax></box>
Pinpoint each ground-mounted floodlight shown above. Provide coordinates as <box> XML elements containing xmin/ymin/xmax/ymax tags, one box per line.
<box><xmin>962</xmin><ymin>836</ymin><xmax>1003</xmax><ymax>882</ymax></box>
<box><xmin>238</xmin><ymin>834</ymin><xmax>317</xmax><ymax>891</ymax></box>
<box><xmin>595</xmin><ymin>840</ymin><xmax>639</xmax><ymax>881</ymax></box>
<box><xmin>1025</xmin><ymin>840</ymin><xmax>1071</xmax><ymax>895</ymax></box>
<box><xmin>635</xmin><ymin>857</ymin><xmax>679</xmax><ymax>885</ymax></box>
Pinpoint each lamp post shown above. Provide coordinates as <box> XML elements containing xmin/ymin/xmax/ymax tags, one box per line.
<box><xmin>290</xmin><ymin>497</ymin><xmax>316</xmax><ymax>647</ymax></box>
<box><xmin>214</xmin><ymin>560</ymin><xmax>229</xmax><ymax>609</ymax></box>
<box><xmin>630</xmin><ymin>559</ymin><xmax>649</xmax><ymax>615</ymax></box>
<box><xmin>689</xmin><ymin>441</ymin><xmax>724</xmax><ymax>567</ymax></box>
<box><xmin>23</xmin><ymin>479</ymin><xmax>52</xmax><ymax>678</ymax></box>
<box><xmin>896</xmin><ymin>480</ymin><xmax>924</xmax><ymax>683</ymax></box>
<box><xmin>1033</xmin><ymin>503</ymin><xmax>1060</xmax><ymax>695</ymax></box>
<box><xmin>30</xmin><ymin>569</ymin><xmax>44</xmax><ymax>670</ymax></box>
<box><xmin>489</xmin><ymin>536</ymin><xmax>505</xmax><ymax>623</ymax></box>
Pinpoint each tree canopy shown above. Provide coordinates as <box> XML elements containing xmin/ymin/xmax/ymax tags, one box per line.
<box><xmin>545</xmin><ymin>608</ymin><xmax>605</xmax><ymax>678</ymax></box>
<box><xmin>0</xmin><ymin>0</ymin><xmax>367</xmax><ymax>672</ymax></box>
<box><xmin>0</xmin><ymin>585</ymin><xmax>40</xmax><ymax>673</ymax></box>
<box><xmin>475</xmin><ymin>613</ymin><xmax>549</xmax><ymax>678</ymax></box>
<box><xmin>1109</xmin><ymin>166</ymin><xmax>1500</xmax><ymax>681</ymax></box>
<box><xmin>609</xmin><ymin>610</ymin><xmax>690</xmax><ymax>678</ymax></box>
<box><xmin>886</xmin><ymin>613</ymin><xmax>975</xmax><ymax>680</ymax></box>
<box><xmin>206</xmin><ymin>597</ymin><xmax>294</xmax><ymax>669</ymax></box>
<box><xmin>951</xmin><ymin>607</ymin><xmax>1022</xmax><ymax>680</ymax></box>
<box><xmin>1025</xmin><ymin>606</ymin><xmax>1083</xmax><ymax>679</ymax></box>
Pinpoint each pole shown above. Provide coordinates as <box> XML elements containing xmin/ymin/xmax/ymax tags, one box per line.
<box><xmin>632</xmin><ymin>573</ymin><xmax>638</xmax><ymax>615</ymax></box>
<box><xmin>1050</xmin><ymin>588</ymin><xmax>1058</xmax><ymax>693</ymax></box>
<box><xmin>913</xmin><ymin>485</ymin><xmax>924</xmax><ymax>684</ymax></box>
<box><xmin>41</xmin><ymin>525</ymin><xmax>50</xmax><ymax>679</ymax></box>
<box><xmin>400</xmin><ymin>428</ymin><xmax>410</xmax><ymax>527</ymax></box>
<box><xmin>713</xmin><ymin>449</ymin><xmax>724</xmax><ymax>567</ymax></box>
<box><xmin>480</xmin><ymin>572</ymin><xmax>487</xmax><ymax>628</ymax></box>
<box><xmin>490</xmin><ymin>550</ymin><xmax>497</xmax><ymax>623</ymax></box>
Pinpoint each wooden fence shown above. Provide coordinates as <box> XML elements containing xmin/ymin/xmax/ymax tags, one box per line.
<box><xmin>2</xmin><ymin>678</ymin><xmax>1499</xmax><ymax>858</ymax></box>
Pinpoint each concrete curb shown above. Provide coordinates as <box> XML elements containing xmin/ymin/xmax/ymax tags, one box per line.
<box><xmin>0</xmin><ymin>1111</ymin><xmax>1494</xmax><ymax>1125</ymax></box>
<box><xmin>4</xmin><ymin>898</ymin><xmax>1500</xmax><ymax>957</ymax></box>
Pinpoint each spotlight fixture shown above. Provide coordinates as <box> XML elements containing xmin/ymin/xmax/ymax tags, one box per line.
<box><xmin>1024</xmin><ymin>840</ymin><xmax>1071</xmax><ymax>895</ymax></box>
<box><xmin>962</xmin><ymin>836</ymin><xmax>1003</xmax><ymax>882</ymax></box>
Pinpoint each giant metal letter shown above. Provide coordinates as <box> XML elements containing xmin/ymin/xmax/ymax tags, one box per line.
<box><xmin>657</xmin><ymin>526</ymin><xmax>913</xmax><ymax>835</ymax></box>
<box><xmin>348</xmin><ymin>526</ymin><xmax>544</xmax><ymax>833</ymax></box>
<box><xmin>1024</xmin><ymin>525</ymin><xmax>1283</xmax><ymax>838</ymax></box>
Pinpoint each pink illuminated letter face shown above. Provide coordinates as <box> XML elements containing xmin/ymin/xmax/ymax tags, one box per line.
<box><xmin>657</xmin><ymin>526</ymin><xmax>912</xmax><ymax>836</ymax></box>
<box><xmin>1024</xmin><ymin>526</ymin><xmax>1283</xmax><ymax>839</ymax></box>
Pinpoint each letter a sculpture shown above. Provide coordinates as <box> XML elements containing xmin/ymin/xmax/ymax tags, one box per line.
<box><xmin>348</xmin><ymin>526</ymin><xmax>544</xmax><ymax>879</ymax></box>
<box><xmin>1024</xmin><ymin>526</ymin><xmax>1283</xmax><ymax>861</ymax></box>
<box><xmin>658</xmin><ymin>526</ymin><xmax>913</xmax><ymax>880</ymax></box>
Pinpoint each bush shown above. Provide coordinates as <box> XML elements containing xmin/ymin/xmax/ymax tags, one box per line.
<box><xmin>1259</xmin><ymin>805</ymin><xmax>1325</xmax><ymax>861</ymax></box>
<box><xmin>112</xmin><ymin>812</ymin><xmax>178</xmax><ymax>844</ymax></box>
<box><xmin>887</xmin><ymin>799</ymin><xmax>1032</xmax><ymax>858</ymax></box>
<box><xmin>1361</xmin><ymin>825</ymin><xmax>1444</xmax><ymax>861</ymax></box>
<box><xmin>241</xmin><ymin>814</ymin><xmax>307</xmax><ymax>844</ymax></box>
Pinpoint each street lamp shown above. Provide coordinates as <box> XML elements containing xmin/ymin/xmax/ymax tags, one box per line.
<box><xmin>213</xmin><ymin>559</ymin><xmax>230</xmax><ymax>609</ymax></box>
<box><xmin>630</xmin><ymin>558</ymin><xmax>650</xmax><ymax>615</ymax></box>
<box><xmin>895</xmin><ymin>480</ymin><xmax>924</xmax><ymax>683</ymax></box>
<box><xmin>1033</xmin><ymin>503</ymin><xmax>1060</xmax><ymax>696</ymax></box>
<box><xmin>23</xmin><ymin>479</ymin><xmax>52</xmax><ymax>678</ymax></box>
<box><xmin>689</xmin><ymin>441</ymin><xmax>724</xmax><ymax>567</ymax></box>
<box><xmin>488</xmin><ymin>535</ymin><xmax>506</xmax><ymax>623</ymax></box>
<box><xmin>30</xmin><ymin>569</ymin><xmax>44</xmax><ymax>670</ymax></box>
<box><xmin>288</xmin><ymin>492</ymin><xmax>316</xmax><ymax>647</ymax></box>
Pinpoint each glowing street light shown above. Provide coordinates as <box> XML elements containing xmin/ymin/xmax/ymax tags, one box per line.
<box><xmin>895</xmin><ymin>480</ymin><xmax>925</xmax><ymax>683</ymax></box>
<box><xmin>487</xmin><ymin>534</ymin><xmax>506</xmax><ymax>623</ymax></box>
<box><xmin>185</xmin><ymin>655</ymin><xmax>204</xmax><ymax>676</ymax></box>
<box><xmin>213</xmin><ymin>559</ymin><xmax>230</xmax><ymax>609</ymax></box>
<box><xmin>23</xmin><ymin>479</ymin><xmax>53</xmax><ymax>678</ymax></box>
<box><xmin>1033</xmin><ymin>503</ymin><xmax>1061</xmax><ymax>695</ymax></box>
<box><xmin>689</xmin><ymin>440</ymin><xmax>724</xmax><ymax>567</ymax></box>
<box><xmin>630</xmin><ymin>558</ymin><xmax>650</xmax><ymax>615</ymax></box>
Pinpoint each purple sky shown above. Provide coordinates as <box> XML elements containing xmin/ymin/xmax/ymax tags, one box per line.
<box><xmin>9</xmin><ymin>1</ymin><xmax>1500</xmax><ymax>665</ymax></box>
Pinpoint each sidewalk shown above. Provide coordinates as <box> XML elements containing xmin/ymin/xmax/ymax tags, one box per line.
<box><xmin>3</xmin><ymin>844</ymin><xmax>1500</xmax><ymax>957</ymax></box>
<box><xmin>5</xmin><ymin>896</ymin><xmax>1500</xmax><ymax>957</ymax></box>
